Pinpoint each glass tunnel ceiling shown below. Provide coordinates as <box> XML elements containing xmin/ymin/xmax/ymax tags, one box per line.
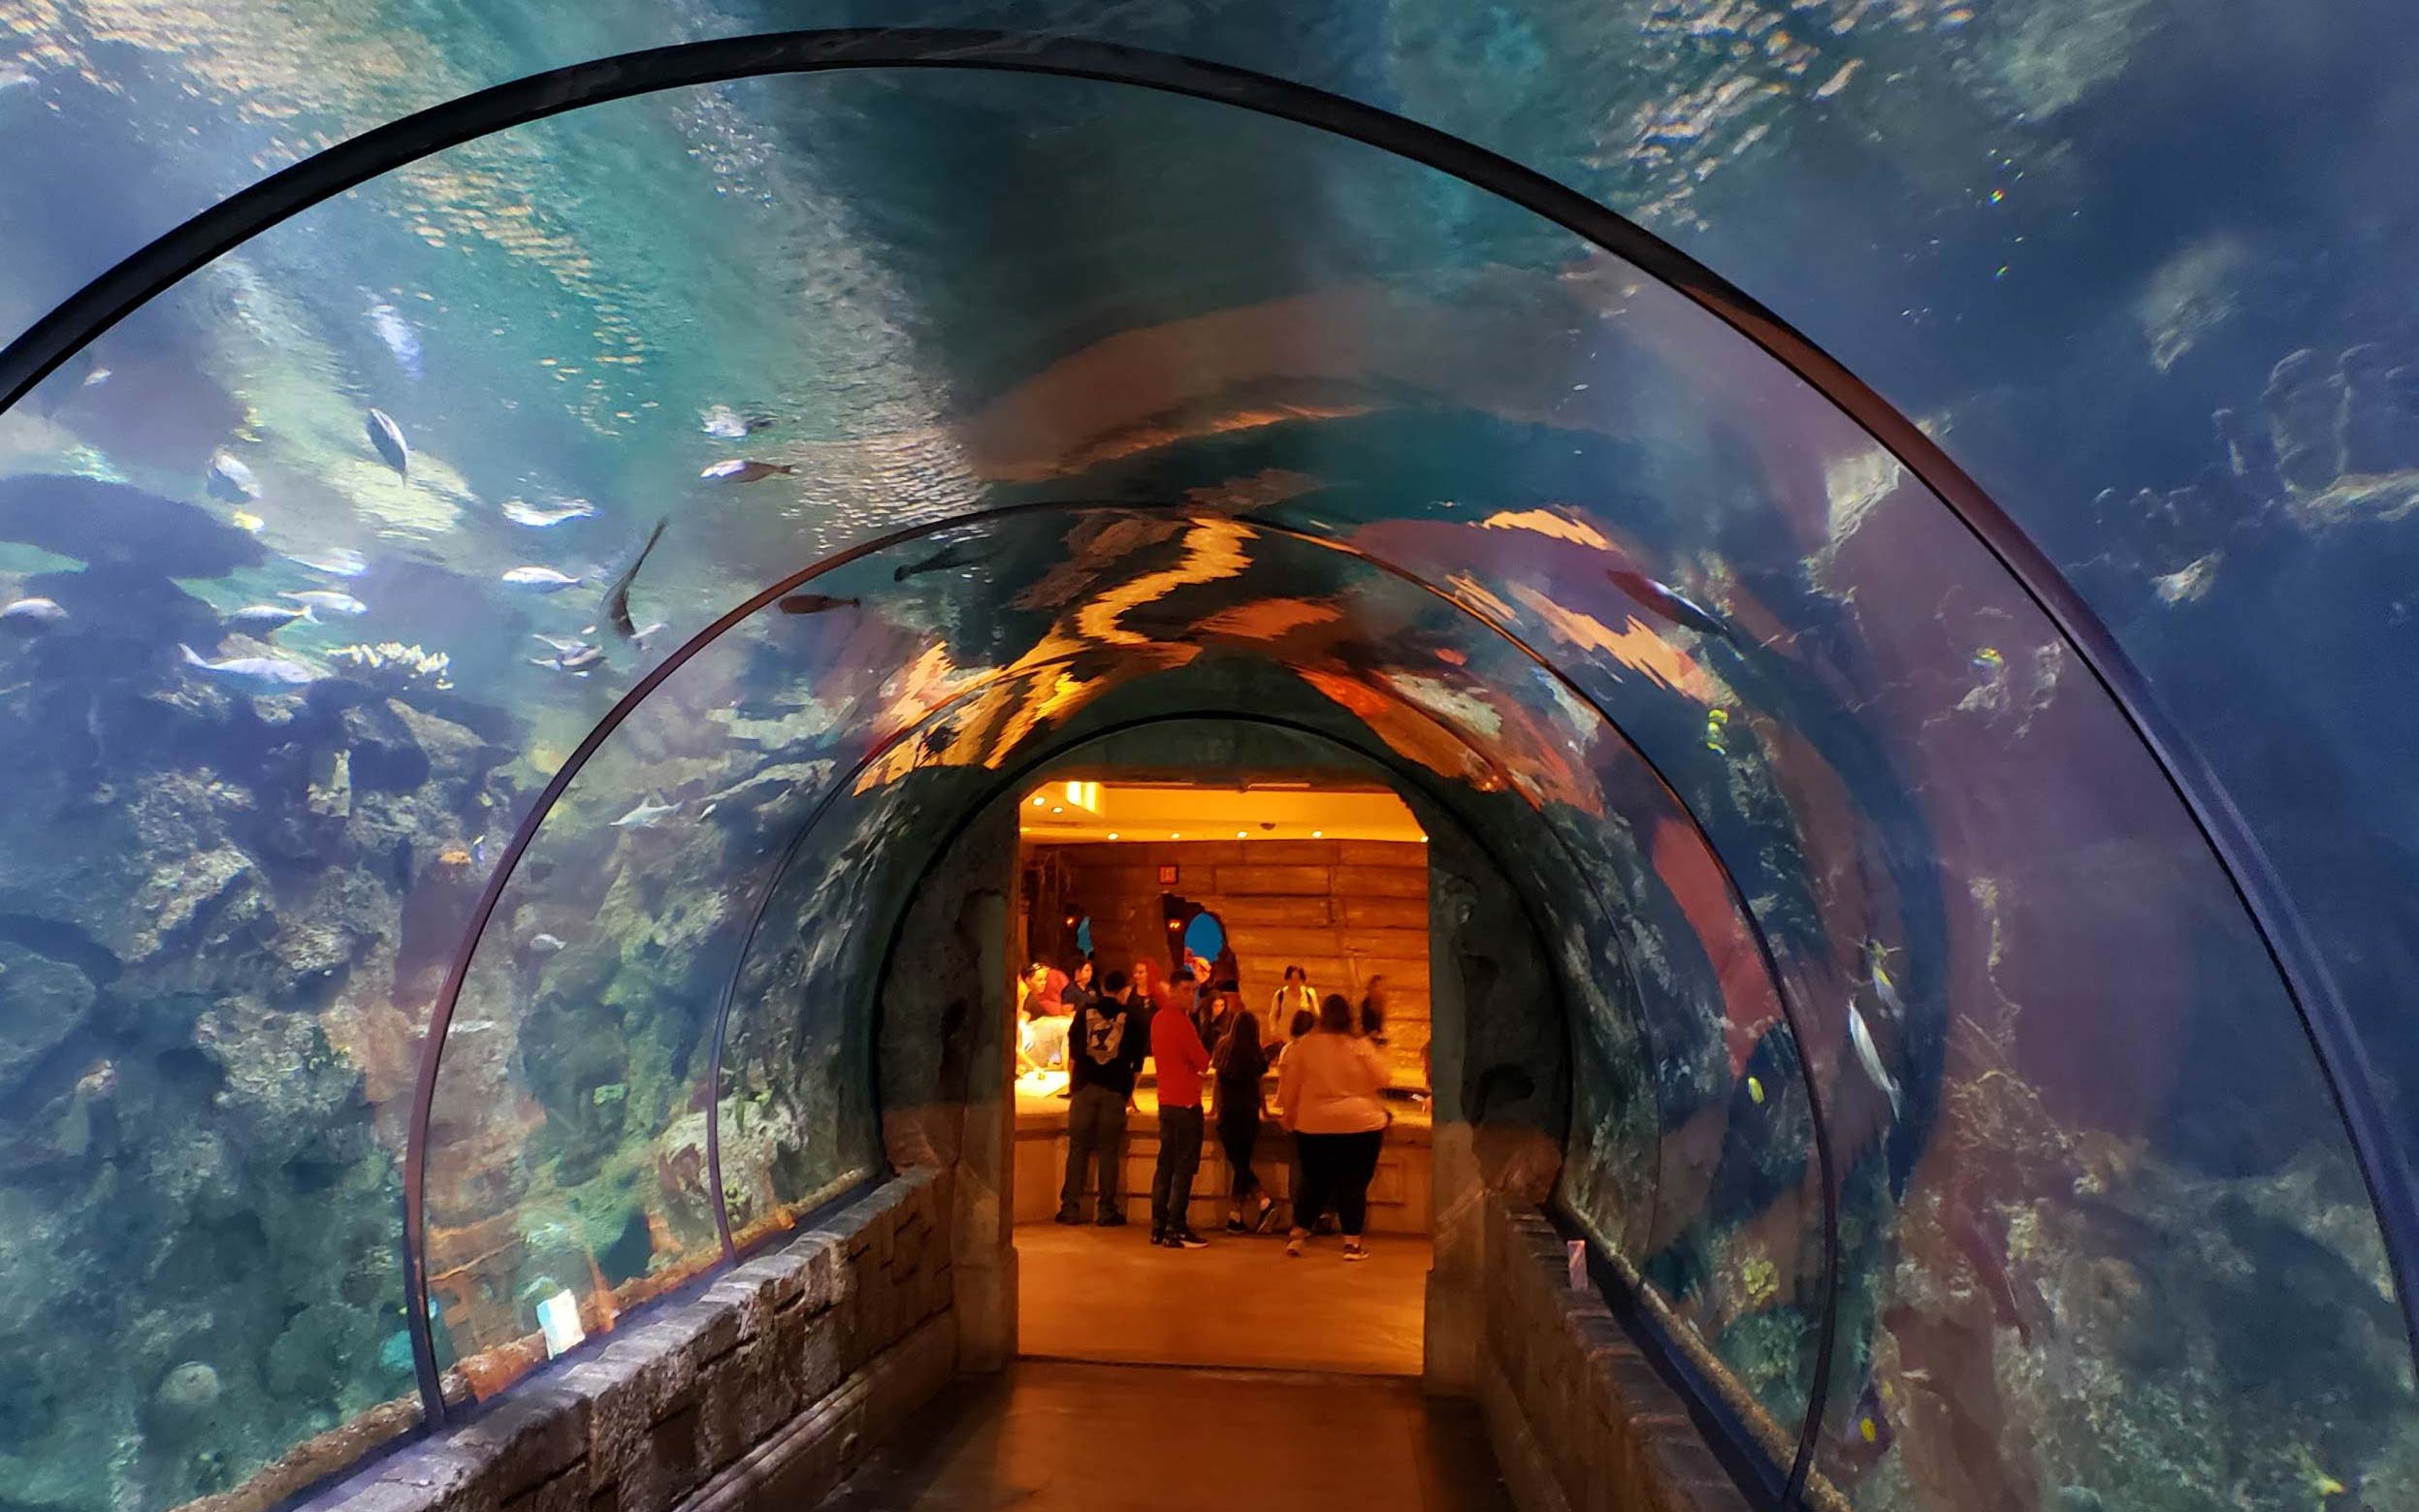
<box><xmin>0</xmin><ymin>20</ymin><xmax>2411</xmax><ymax>1512</ymax></box>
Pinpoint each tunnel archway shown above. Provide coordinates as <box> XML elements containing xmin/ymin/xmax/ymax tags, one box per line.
<box><xmin>0</xmin><ymin>28</ymin><xmax>2412</xmax><ymax>1512</ymax></box>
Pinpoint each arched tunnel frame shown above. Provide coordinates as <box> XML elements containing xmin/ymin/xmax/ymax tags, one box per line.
<box><xmin>0</xmin><ymin>25</ymin><xmax>2407</xmax><ymax>1512</ymax></box>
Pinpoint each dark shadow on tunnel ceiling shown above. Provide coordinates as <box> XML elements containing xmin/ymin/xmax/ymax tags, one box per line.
<box><xmin>1</xmin><ymin>24</ymin><xmax>2409</xmax><ymax>1505</ymax></box>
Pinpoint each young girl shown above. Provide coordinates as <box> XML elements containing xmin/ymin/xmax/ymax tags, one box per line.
<box><xmin>1212</xmin><ymin>1009</ymin><xmax>1274</xmax><ymax>1233</ymax></box>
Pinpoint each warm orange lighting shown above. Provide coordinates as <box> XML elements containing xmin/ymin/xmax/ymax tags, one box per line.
<box><xmin>1060</xmin><ymin>779</ymin><xmax>1102</xmax><ymax>813</ymax></box>
<box><xmin>1312</xmin><ymin>830</ymin><xmax>1323</xmax><ymax>838</ymax></box>
<box><xmin>1236</xmin><ymin>830</ymin><xmax>1248</xmax><ymax>838</ymax></box>
<box><xmin>1030</xmin><ymin>795</ymin><xmax>1045</xmax><ymax>806</ymax></box>
<box><xmin>1050</xmin><ymin>806</ymin><xmax>1064</xmax><ymax>814</ymax></box>
<box><xmin>1170</xmin><ymin>832</ymin><xmax>1181</xmax><ymax>839</ymax></box>
<box><xmin>1107</xmin><ymin>831</ymin><xmax>1119</xmax><ymax>840</ymax></box>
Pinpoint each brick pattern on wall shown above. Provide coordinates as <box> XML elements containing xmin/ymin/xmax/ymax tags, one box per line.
<box><xmin>1036</xmin><ymin>838</ymin><xmax>1431</xmax><ymax>1082</ymax></box>
<box><xmin>299</xmin><ymin>1173</ymin><xmax>956</xmax><ymax>1512</ymax></box>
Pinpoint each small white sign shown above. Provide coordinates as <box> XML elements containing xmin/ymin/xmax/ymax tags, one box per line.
<box><xmin>536</xmin><ymin>1289</ymin><xmax>586</xmax><ymax>1358</ymax></box>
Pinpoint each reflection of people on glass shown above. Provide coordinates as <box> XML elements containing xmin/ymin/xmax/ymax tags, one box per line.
<box><xmin>1056</xmin><ymin>970</ymin><xmax>1145</xmax><ymax>1226</ymax></box>
<box><xmin>1278</xmin><ymin>994</ymin><xmax>1391</xmax><ymax>1262</ymax></box>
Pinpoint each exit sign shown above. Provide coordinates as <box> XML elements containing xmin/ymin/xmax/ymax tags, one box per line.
<box><xmin>1158</xmin><ymin>864</ymin><xmax>1178</xmax><ymax>885</ymax></box>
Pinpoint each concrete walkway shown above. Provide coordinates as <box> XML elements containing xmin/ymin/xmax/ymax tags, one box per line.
<box><xmin>819</xmin><ymin>1359</ymin><xmax>1513</xmax><ymax>1512</ymax></box>
<box><xmin>1014</xmin><ymin>1220</ymin><xmax>1430</xmax><ymax>1375</ymax></box>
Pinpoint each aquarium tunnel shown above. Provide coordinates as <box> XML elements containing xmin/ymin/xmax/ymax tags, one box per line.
<box><xmin>3</xmin><ymin>14</ymin><xmax>2418</xmax><ymax>1512</ymax></box>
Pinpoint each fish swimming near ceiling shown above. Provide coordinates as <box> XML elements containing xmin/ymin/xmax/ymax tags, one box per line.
<box><xmin>501</xmin><ymin>565</ymin><xmax>584</xmax><ymax>593</ymax></box>
<box><xmin>179</xmin><ymin>643</ymin><xmax>318</xmax><ymax>688</ymax></box>
<box><xmin>365</xmin><ymin>408</ymin><xmax>409</xmax><ymax>477</ymax></box>
<box><xmin>1847</xmin><ymin>1000</ymin><xmax>1900</xmax><ymax>1120</ymax></box>
<box><xmin>1</xmin><ymin>596</ymin><xmax>67</xmax><ymax>630</ymax></box>
<box><xmin>530</xmin><ymin>933</ymin><xmax>567</xmax><ymax>953</ymax></box>
<box><xmin>284</xmin><ymin>546</ymin><xmax>368</xmax><ymax>578</ymax></box>
<box><xmin>206</xmin><ymin>451</ymin><xmax>262</xmax><ymax>504</ymax></box>
<box><xmin>777</xmin><ymin>592</ymin><xmax>861</xmax><ymax>616</ymax></box>
<box><xmin>224</xmin><ymin>603</ymin><xmax>312</xmax><ymax>634</ymax></box>
<box><xmin>281</xmin><ymin>589</ymin><xmax>368</xmax><ymax>617</ymax></box>
<box><xmin>531</xmin><ymin>642</ymin><xmax>602</xmax><ymax>674</ymax></box>
<box><xmin>601</xmin><ymin>517</ymin><xmax>668</xmax><ymax>640</ymax></box>
<box><xmin>891</xmin><ymin>539</ymin><xmax>991</xmax><ymax>582</ymax></box>
<box><xmin>1607</xmin><ymin>567</ymin><xmax>1733</xmax><ymax>642</ymax></box>
<box><xmin>532</xmin><ymin>632</ymin><xmax>590</xmax><ymax>655</ymax></box>
<box><xmin>1864</xmin><ymin>941</ymin><xmax>1907</xmax><ymax>1021</ymax></box>
<box><xmin>366</xmin><ymin>298</ymin><xmax>423</xmax><ymax>381</ymax></box>
<box><xmin>699</xmin><ymin>404</ymin><xmax>769</xmax><ymax>439</ymax></box>
<box><xmin>501</xmin><ymin>497</ymin><xmax>597</xmax><ymax>529</ymax></box>
<box><xmin>612</xmin><ymin>794</ymin><xmax>680</xmax><ymax>829</ymax></box>
<box><xmin>699</xmin><ymin>459</ymin><xmax>793</xmax><ymax>483</ymax></box>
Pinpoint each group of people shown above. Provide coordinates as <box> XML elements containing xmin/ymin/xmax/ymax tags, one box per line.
<box><xmin>1026</xmin><ymin>958</ymin><xmax>1395</xmax><ymax>1259</ymax></box>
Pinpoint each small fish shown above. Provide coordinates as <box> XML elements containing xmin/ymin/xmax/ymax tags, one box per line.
<box><xmin>206</xmin><ymin>450</ymin><xmax>262</xmax><ymax>504</ymax></box>
<box><xmin>1608</xmin><ymin>567</ymin><xmax>1732</xmax><ymax>641</ymax></box>
<box><xmin>470</xmin><ymin>834</ymin><xmax>492</xmax><ymax>868</ymax></box>
<box><xmin>1</xmin><ymin>596</ymin><xmax>67</xmax><ymax>627</ymax></box>
<box><xmin>1972</xmin><ymin>646</ymin><xmax>2005</xmax><ymax>674</ymax></box>
<box><xmin>179</xmin><ymin>643</ymin><xmax>319</xmax><ymax>688</ymax></box>
<box><xmin>699</xmin><ymin>459</ymin><xmax>793</xmax><ymax>483</ymax></box>
<box><xmin>365</xmin><ymin>408</ymin><xmax>409</xmax><ymax>477</ymax></box>
<box><xmin>530</xmin><ymin>643</ymin><xmax>602</xmax><ymax>674</ymax></box>
<box><xmin>532</xmin><ymin>632</ymin><xmax>590</xmax><ymax>654</ymax></box>
<box><xmin>81</xmin><ymin>367</ymin><xmax>112</xmax><ymax>388</ymax></box>
<box><xmin>612</xmin><ymin>795</ymin><xmax>680</xmax><ymax>829</ymax></box>
<box><xmin>1834</xmin><ymin>1378</ymin><xmax>1895</xmax><ymax>1473</ymax></box>
<box><xmin>284</xmin><ymin>546</ymin><xmax>368</xmax><ymax>578</ymax></box>
<box><xmin>530</xmin><ymin>933</ymin><xmax>567</xmax><ymax>953</ymax></box>
<box><xmin>224</xmin><ymin>603</ymin><xmax>312</xmax><ymax>634</ymax></box>
<box><xmin>435</xmin><ymin>848</ymin><xmax>471</xmax><ymax>866</ymax></box>
<box><xmin>1865</xmin><ymin>941</ymin><xmax>1906</xmax><ymax>1020</ymax></box>
<box><xmin>281</xmin><ymin>589</ymin><xmax>368</xmax><ymax>617</ymax></box>
<box><xmin>501</xmin><ymin>497</ymin><xmax>597</xmax><ymax>529</ymax></box>
<box><xmin>627</xmin><ymin>621</ymin><xmax>666</xmax><ymax>650</ymax></box>
<box><xmin>699</xmin><ymin>404</ymin><xmax>768</xmax><ymax>439</ymax></box>
<box><xmin>75</xmin><ymin>1059</ymin><xmax>117</xmax><ymax>1098</ymax></box>
<box><xmin>1848</xmin><ymin>1001</ymin><xmax>1900</xmax><ymax>1120</ymax></box>
<box><xmin>1746</xmin><ymin>1076</ymin><xmax>1765</xmax><ymax>1105</ymax></box>
<box><xmin>501</xmin><ymin>565</ymin><xmax>584</xmax><ymax>592</ymax></box>
<box><xmin>1704</xmin><ymin>706</ymin><xmax>1730</xmax><ymax>755</ymax></box>
<box><xmin>891</xmin><ymin>539</ymin><xmax>991</xmax><ymax>582</ymax></box>
<box><xmin>231</xmin><ymin>510</ymin><xmax>266</xmax><ymax>534</ymax></box>
<box><xmin>367</xmin><ymin>299</ymin><xmax>423</xmax><ymax>381</ymax></box>
<box><xmin>777</xmin><ymin>592</ymin><xmax>862</xmax><ymax>616</ymax></box>
<box><xmin>601</xmin><ymin>517</ymin><xmax>667</xmax><ymax>640</ymax></box>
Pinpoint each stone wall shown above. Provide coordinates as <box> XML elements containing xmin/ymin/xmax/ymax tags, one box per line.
<box><xmin>1475</xmin><ymin>1198</ymin><xmax>1752</xmax><ymax>1512</ymax></box>
<box><xmin>298</xmin><ymin>1172</ymin><xmax>957</xmax><ymax>1512</ymax></box>
<box><xmin>1038</xmin><ymin>836</ymin><xmax>1432</xmax><ymax>1082</ymax></box>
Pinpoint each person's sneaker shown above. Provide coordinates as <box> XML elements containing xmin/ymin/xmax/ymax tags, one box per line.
<box><xmin>1225</xmin><ymin>1217</ymin><xmax>1248</xmax><ymax>1235</ymax></box>
<box><xmin>1097</xmin><ymin>1209</ymin><xmax>1127</xmax><ymax>1228</ymax></box>
<box><xmin>1175</xmin><ymin>1230</ymin><xmax>1210</xmax><ymax>1249</ymax></box>
<box><xmin>1054</xmin><ymin>1208</ymin><xmax>1084</xmax><ymax>1226</ymax></box>
<box><xmin>1149</xmin><ymin>1229</ymin><xmax>1169</xmax><ymax>1246</ymax></box>
<box><xmin>1342</xmin><ymin>1239</ymin><xmax>1371</xmax><ymax>1263</ymax></box>
<box><xmin>1285</xmin><ymin>1232</ymin><xmax>1306</xmax><ymax>1259</ymax></box>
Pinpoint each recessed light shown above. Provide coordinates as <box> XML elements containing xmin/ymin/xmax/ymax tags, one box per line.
<box><xmin>1311</xmin><ymin>830</ymin><xmax>1323</xmax><ymax>838</ymax></box>
<box><xmin>1170</xmin><ymin>832</ymin><xmax>1181</xmax><ymax>839</ymax></box>
<box><xmin>1236</xmin><ymin>830</ymin><xmax>1248</xmax><ymax>839</ymax></box>
<box><xmin>1050</xmin><ymin>806</ymin><xmax>1063</xmax><ymax>815</ymax></box>
<box><xmin>1030</xmin><ymin>795</ymin><xmax>1044</xmax><ymax>806</ymax></box>
<box><xmin>1107</xmin><ymin>832</ymin><xmax>1119</xmax><ymax>840</ymax></box>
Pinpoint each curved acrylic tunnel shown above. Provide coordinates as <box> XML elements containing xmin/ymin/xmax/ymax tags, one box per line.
<box><xmin>0</xmin><ymin>40</ymin><xmax>2413</xmax><ymax>1512</ymax></box>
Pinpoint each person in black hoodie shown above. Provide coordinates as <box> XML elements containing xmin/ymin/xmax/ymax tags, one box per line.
<box><xmin>1056</xmin><ymin>969</ymin><xmax>1146</xmax><ymax>1226</ymax></box>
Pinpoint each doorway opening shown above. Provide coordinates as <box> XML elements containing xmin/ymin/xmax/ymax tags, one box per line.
<box><xmin>1009</xmin><ymin>769</ymin><xmax>1436</xmax><ymax>1376</ymax></box>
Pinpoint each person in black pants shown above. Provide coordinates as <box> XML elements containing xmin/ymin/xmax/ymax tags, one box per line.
<box><xmin>1057</xmin><ymin>969</ymin><xmax>1145</xmax><ymax>1226</ymax></box>
<box><xmin>1276</xmin><ymin>994</ymin><xmax>1391</xmax><ymax>1260</ymax></box>
<box><xmin>1212</xmin><ymin>1010</ymin><xmax>1274</xmax><ymax>1233</ymax></box>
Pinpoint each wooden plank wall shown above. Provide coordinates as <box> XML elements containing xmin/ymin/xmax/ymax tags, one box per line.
<box><xmin>1030</xmin><ymin>838</ymin><xmax>1431</xmax><ymax>1084</ymax></box>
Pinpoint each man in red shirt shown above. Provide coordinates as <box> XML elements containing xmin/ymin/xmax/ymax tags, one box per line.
<box><xmin>1148</xmin><ymin>987</ymin><xmax>1212</xmax><ymax>1249</ymax></box>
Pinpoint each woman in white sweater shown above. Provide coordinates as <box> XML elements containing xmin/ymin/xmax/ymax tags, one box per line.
<box><xmin>1276</xmin><ymin>994</ymin><xmax>1392</xmax><ymax>1260</ymax></box>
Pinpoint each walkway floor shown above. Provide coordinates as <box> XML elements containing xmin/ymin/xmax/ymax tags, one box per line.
<box><xmin>1015</xmin><ymin>1220</ymin><xmax>1430</xmax><ymax>1375</ymax></box>
<box><xmin>819</xmin><ymin>1360</ymin><xmax>1513</xmax><ymax>1512</ymax></box>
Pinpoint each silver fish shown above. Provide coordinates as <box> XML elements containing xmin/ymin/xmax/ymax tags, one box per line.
<box><xmin>281</xmin><ymin>589</ymin><xmax>367</xmax><ymax>617</ymax></box>
<box><xmin>284</xmin><ymin>546</ymin><xmax>368</xmax><ymax>578</ymax></box>
<box><xmin>699</xmin><ymin>459</ymin><xmax>793</xmax><ymax>483</ymax></box>
<box><xmin>699</xmin><ymin>404</ymin><xmax>765</xmax><ymax>439</ymax></box>
<box><xmin>502</xmin><ymin>565</ymin><xmax>583</xmax><ymax>592</ymax></box>
<box><xmin>530</xmin><ymin>643</ymin><xmax>602</xmax><ymax>674</ymax></box>
<box><xmin>501</xmin><ymin>497</ymin><xmax>597</xmax><ymax>529</ymax></box>
<box><xmin>530</xmin><ymin>933</ymin><xmax>567</xmax><ymax>953</ymax></box>
<box><xmin>611</xmin><ymin>795</ymin><xmax>679</xmax><ymax>829</ymax></box>
<box><xmin>224</xmin><ymin>603</ymin><xmax>312</xmax><ymax>633</ymax></box>
<box><xmin>206</xmin><ymin>451</ymin><xmax>261</xmax><ymax>503</ymax></box>
<box><xmin>179</xmin><ymin>643</ymin><xmax>318</xmax><ymax>688</ymax></box>
<box><xmin>1</xmin><ymin>596</ymin><xmax>66</xmax><ymax>626</ymax></box>
<box><xmin>1865</xmin><ymin>943</ymin><xmax>1907</xmax><ymax>1021</ymax></box>
<box><xmin>892</xmin><ymin>539</ymin><xmax>991</xmax><ymax>582</ymax></box>
<box><xmin>81</xmin><ymin>367</ymin><xmax>112</xmax><ymax>388</ymax></box>
<box><xmin>365</xmin><ymin>407</ymin><xmax>409</xmax><ymax>477</ymax></box>
<box><xmin>531</xmin><ymin>632</ymin><xmax>590</xmax><ymax>654</ymax></box>
<box><xmin>367</xmin><ymin>299</ymin><xmax>422</xmax><ymax>381</ymax></box>
<box><xmin>1848</xmin><ymin>1002</ymin><xmax>1900</xmax><ymax>1121</ymax></box>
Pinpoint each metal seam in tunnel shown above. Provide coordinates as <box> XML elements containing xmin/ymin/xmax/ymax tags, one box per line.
<box><xmin>433</xmin><ymin>499</ymin><xmax>1828</xmax><ymax>1498</ymax></box>
<box><xmin>3</xmin><ymin>22</ymin><xmax>2406</xmax><ymax>1497</ymax></box>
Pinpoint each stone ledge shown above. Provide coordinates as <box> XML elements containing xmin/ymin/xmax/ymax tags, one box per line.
<box><xmin>1475</xmin><ymin>1199</ymin><xmax>1753</xmax><ymax>1512</ymax></box>
<box><xmin>305</xmin><ymin>1171</ymin><xmax>951</xmax><ymax>1512</ymax></box>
